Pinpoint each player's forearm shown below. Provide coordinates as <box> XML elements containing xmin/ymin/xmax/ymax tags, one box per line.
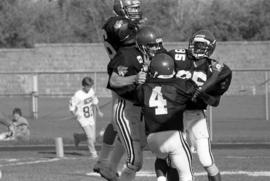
<box><xmin>110</xmin><ymin>73</ymin><xmax>136</xmax><ymax>88</ymax></box>
<box><xmin>199</xmin><ymin>92</ymin><xmax>220</xmax><ymax>107</ymax></box>
<box><xmin>200</xmin><ymin>71</ymin><xmax>220</xmax><ymax>92</ymax></box>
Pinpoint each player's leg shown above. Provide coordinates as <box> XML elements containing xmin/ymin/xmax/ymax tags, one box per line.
<box><xmin>108</xmin><ymin>136</ymin><xmax>125</xmax><ymax>173</ymax></box>
<box><xmin>166</xmin><ymin>166</ymin><xmax>179</xmax><ymax>181</ymax></box>
<box><xmin>154</xmin><ymin>158</ymin><xmax>168</xmax><ymax>181</ymax></box>
<box><xmin>97</xmin><ymin>123</ymin><xmax>117</xmax><ymax>162</ymax></box>
<box><xmin>94</xmin><ymin>92</ymin><xmax>119</xmax><ymax>178</ymax></box>
<box><xmin>82</xmin><ymin>124</ymin><xmax>98</xmax><ymax>157</ymax></box>
<box><xmin>115</xmin><ymin>99</ymin><xmax>143</xmax><ymax>181</ymax></box>
<box><xmin>187</xmin><ymin>110</ymin><xmax>221</xmax><ymax>181</ymax></box>
<box><xmin>147</xmin><ymin>131</ymin><xmax>193</xmax><ymax>181</ymax></box>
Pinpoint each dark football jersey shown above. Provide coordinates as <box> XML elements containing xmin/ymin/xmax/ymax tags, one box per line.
<box><xmin>102</xmin><ymin>16</ymin><xmax>138</xmax><ymax>60</ymax></box>
<box><xmin>168</xmin><ymin>48</ymin><xmax>231</xmax><ymax>110</ymax></box>
<box><xmin>107</xmin><ymin>46</ymin><xmax>145</xmax><ymax>100</ymax></box>
<box><xmin>135</xmin><ymin>78</ymin><xmax>196</xmax><ymax>134</ymax></box>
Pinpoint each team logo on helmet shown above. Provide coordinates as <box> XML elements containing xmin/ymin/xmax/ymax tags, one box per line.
<box><xmin>114</xmin><ymin>20</ymin><xmax>125</xmax><ymax>29</ymax></box>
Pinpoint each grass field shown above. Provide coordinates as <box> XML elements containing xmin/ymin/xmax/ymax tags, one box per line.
<box><xmin>0</xmin><ymin>146</ymin><xmax>270</xmax><ymax>181</ymax></box>
<box><xmin>0</xmin><ymin>95</ymin><xmax>270</xmax><ymax>180</ymax></box>
<box><xmin>1</xmin><ymin>95</ymin><xmax>270</xmax><ymax>145</ymax></box>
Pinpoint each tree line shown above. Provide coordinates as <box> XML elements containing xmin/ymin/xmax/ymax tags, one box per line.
<box><xmin>0</xmin><ymin>0</ymin><xmax>269</xmax><ymax>48</ymax></box>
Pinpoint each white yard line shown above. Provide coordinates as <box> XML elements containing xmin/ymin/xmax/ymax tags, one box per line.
<box><xmin>86</xmin><ymin>170</ymin><xmax>270</xmax><ymax>177</ymax></box>
<box><xmin>0</xmin><ymin>157</ymin><xmax>77</xmax><ymax>167</ymax></box>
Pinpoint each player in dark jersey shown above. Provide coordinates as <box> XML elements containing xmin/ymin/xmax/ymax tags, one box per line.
<box><xmin>160</xmin><ymin>30</ymin><xmax>232</xmax><ymax>181</ymax></box>
<box><xmin>107</xmin><ymin>44</ymin><xmax>148</xmax><ymax>181</ymax></box>
<box><xmin>94</xmin><ymin>0</ymin><xmax>146</xmax><ymax>179</ymax></box>
<box><xmin>114</xmin><ymin>53</ymin><xmax>219</xmax><ymax>181</ymax></box>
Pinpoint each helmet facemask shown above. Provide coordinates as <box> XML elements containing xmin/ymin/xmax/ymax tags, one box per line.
<box><xmin>188</xmin><ymin>31</ymin><xmax>216</xmax><ymax>59</ymax></box>
<box><xmin>144</xmin><ymin>42</ymin><xmax>163</xmax><ymax>57</ymax></box>
<box><xmin>123</xmin><ymin>0</ymin><xmax>142</xmax><ymax>21</ymax></box>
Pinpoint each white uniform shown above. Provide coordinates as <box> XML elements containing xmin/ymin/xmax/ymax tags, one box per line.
<box><xmin>69</xmin><ymin>88</ymin><xmax>98</xmax><ymax>156</ymax></box>
<box><xmin>69</xmin><ymin>88</ymin><xmax>98</xmax><ymax>127</ymax></box>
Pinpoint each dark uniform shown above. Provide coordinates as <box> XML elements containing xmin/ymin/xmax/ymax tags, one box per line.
<box><xmin>109</xmin><ymin>46</ymin><xmax>146</xmax><ymax>172</ymax></box>
<box><xmin>167</xmin><ymin>48</ymin><xmax>232</xmax><ymax>181</ymax></box>
<box><xmin>134</xmin><ymin>78</ymin><xmax>196</xmax><ymax>133</ymax></box>
<box><xmin>169</xmin><ymin>48</ymin><xmax>232</xmax><ymax>110</ymax></box>
<box><xmin>128</xmin><ymin>77</ymin><xmax>197</xmax><ymax>181</ymax></box>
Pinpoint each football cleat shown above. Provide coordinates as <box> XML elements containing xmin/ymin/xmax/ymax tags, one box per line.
<box><xmin>93</xmin><ymin>161</ymin><xmax>119</xmax><ymax>181</ymax></box>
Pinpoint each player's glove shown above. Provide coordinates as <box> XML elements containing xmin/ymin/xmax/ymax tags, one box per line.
<box><xmin>191</xmin><ymin>87</ymin><xmax>202</xmax><ymax>102</ymax></box>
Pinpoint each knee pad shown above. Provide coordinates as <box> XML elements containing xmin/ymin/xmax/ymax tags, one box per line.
<box><xmin>196</xmin><ymin>139</ymin><xmax>214</xmax><ymax>167</ymax></box>
<box><xmin>103</xmin><ymin>123</ymin><xmax>117</xmax><ymax>144</ymax></box>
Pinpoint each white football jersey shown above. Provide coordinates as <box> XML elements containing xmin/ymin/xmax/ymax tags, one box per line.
<box><xmin>69</xmin><ymin>88</ymin><xmax>98</xmax><ymax>122</ymax></box>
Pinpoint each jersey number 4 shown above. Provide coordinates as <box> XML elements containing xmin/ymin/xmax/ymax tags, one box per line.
<box><xmin>149</xmin><ymin>86</ymin><xmax>168</xmax><ymax>115</ymax></box>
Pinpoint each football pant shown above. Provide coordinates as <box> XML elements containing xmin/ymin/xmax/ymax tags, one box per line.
<box><xmin>147</xmin><ymin>130</ymin><xmax>193</xmax><ymax>181</ymax></box>
<box><xmin>183</xmin><ymin>110</ymin><xmax>215</xmax><ymax>167</ymax></box>
<box><xmin>114</xmin><ymin>98</ymin><xmax>145</xmax><ymax>172</ymax></box>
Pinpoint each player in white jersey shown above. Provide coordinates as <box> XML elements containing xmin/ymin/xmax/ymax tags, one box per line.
<box><xmin>69</xmin><ymin>76</ymin><xmax>103</xmax><ymax>158</ymax></box>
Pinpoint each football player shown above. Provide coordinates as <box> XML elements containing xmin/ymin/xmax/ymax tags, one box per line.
<box><xmin>69</xmin><ymin>77</ymin><xmax>103</xmax><ymax>158</ymax></box>
<box><xmin>106</xmin><ymin>27</ymin><xmax>149</xmax><ymax>181</ymax></box>
<box><xmin>163</xmin><ymin>30</ymin><xmax>232</xmax><ymax>181</ymax></box>
<box><xmin>114</xmin><ymin>53</ymin><xmax>219</xmax><ymax>181</ymax></box>
<box><xmin>94</xmin><ymin>0</ymin><xmax>146</xmax><ymax>178</ymax></box>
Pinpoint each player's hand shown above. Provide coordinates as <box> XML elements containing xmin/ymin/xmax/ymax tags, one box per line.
<box><xmin>137</xmin><ymin>17</ymin><xmax>148</xmax><ymax>28</ymax></box>
<box><xmin>98</xmin><ymin>111</ymin><xmax>104</xmax><ymax>118</ymax></box>
<box><xmin>191</xmin><ymin>88</ymin><xmax>202</xmax><ymax>102</ymax></box>
<box><xmin>135</xmin><ymin>71</ymin><xmax>147</xmax><ymax>84</ymax></box>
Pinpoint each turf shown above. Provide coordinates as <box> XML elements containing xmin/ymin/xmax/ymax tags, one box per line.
<box><xmin>0</xmin><ymin>148</ymin><xmax>269</xmax><ymax>181</ymax></box>
<box><xmin>0</xmin><ymin>95</ymin><xmax>270</xmax><ymax>145</ymax></box>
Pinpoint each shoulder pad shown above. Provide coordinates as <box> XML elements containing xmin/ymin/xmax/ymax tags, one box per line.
<box><xmin>210</xmin><ymin>59</ymin><xmax>224</xmax><ymax>72</ymax></box>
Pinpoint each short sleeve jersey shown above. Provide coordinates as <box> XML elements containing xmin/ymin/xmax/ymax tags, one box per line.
<box><xmin>135</xmin><ymin>78</ymin><xmax>196</xmax><ymax>134</ymax></box>
<box><xmin>69</xmin><ymin>88</ymin><xmax>98</xmax><ymax>121</ymax></box>
<box><xmin>107</xmin><ymin>46</ymin><xmax>145</xmax><ymax>100</ymax></box>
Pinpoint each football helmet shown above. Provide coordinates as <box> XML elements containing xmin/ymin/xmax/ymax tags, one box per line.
<box><xmin>135</xmin><ymin>26</ymin><xmax>163</xmax><ymax>57</ymax></box>
<box><xmin>113</xmin><ymin>0</ymin><xmax>142</xmax><ymax>21</ymax></box>
<box><xmin>188</xmin><ymin>30</ymin><xmax>216</xmax><ymax>59</ymax></box>
<box><xmin>149</xmin><ymin>53</ymin><xmax>175</xmax><ymax>79</ymax></box>
<box><xmin>116</xmin><ymin>18</ymin><xmax>136</xmax><ymax>43</ymax></box>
